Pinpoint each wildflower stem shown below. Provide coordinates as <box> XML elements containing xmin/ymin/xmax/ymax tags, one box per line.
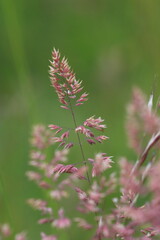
<box><xmin>132</xmin><ymin>131</ymin><xmax>160</xmax><ymax>173</ymax></box>
<box><xmin>139</xmin><ymin>131</ymin><xmax>160</xmax><ymax>166</ymax></box>
<box><xmin>67</xmin><ymin>97</ymin><xmax>91</xmax><ymax>184</ymax></box>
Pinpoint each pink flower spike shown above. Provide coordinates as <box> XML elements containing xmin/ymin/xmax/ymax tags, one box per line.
<box><xmin>52</xmin><ymin>137</ymin><xmax>63</xmax><ymax>143</ymax></box>
<box><xmin>80</xmin><ymin>92</ymin><xmax>88</xmax><ymax>98</ymax></box>
<box><xmin>48</xmin><ymin>124</ymin><xmax>60</xmax><ymax>130</ymax></box>
<box><xmin>95</xmin><ymin>135</ymin><xmax>108</xmax><ymax>143</ymax></box>
<box><xmin>76</xmin><ymin>92</ymin><xmax>88</xmax><ymax>102</ymax></box>
<box><xmin>75</xmin><ymin>126</ymin><xmax>94</xmax><ymax>137</ymax></box>
<box><xmin>53</xmin><ymin>164</ymin><xmax>78</xmax><ymax>174</ymax></box>
<box><xmin>49</xmin><ymin>49</ymin><xmax>85</xmax><ymax>106</ymax></box>
<box><xmin>61</xmin><ymin>131</ymin><xmax>69</xmax><ymax>139</ymax></box>
<box><xmin>49</xmin><ymin>124</ymin><xmax>63</xmax><ymax>134</ymax></box>
<box><xmin>84</xmin><ymin>116</ymin><xmax>106</xmax><ymax>131</ymax></box>
<box><xmin>75</xmin><ymin>102</ymin><xmax>84</xmax><ymax>106</ymax></box>
<box><xmin>52</xmin><ymin>208</ymin><xmax>71</xmax><ymax>229</ymax></box>
<box><xmin>77</xmin><ymin>98</ymin><xmax>88</xmax><ymax>102</ymax></box>
<box><xmin>69</xmin><ymin>95</ymin><xmax>76</xmax><ymax>99</ymax></box>
<box><xmin>64</xmin><ymin>142</ymin><xmax>74</xmax><ymax>149</ymax></box>
<box><xmin>89</xmin><ymin>153</ymin><xmax>113</xmax><ymax>177</ymax></box>
<box><xmin>60</xmin><ymin>105</ymin><xmax>69</xmax><ymax>110</ymax></box>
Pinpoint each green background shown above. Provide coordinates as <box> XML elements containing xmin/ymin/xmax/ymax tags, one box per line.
<box><xmin>1</xmin><ymin>0</ymin><xmax>160</xmax><ymax>239</ymax></box>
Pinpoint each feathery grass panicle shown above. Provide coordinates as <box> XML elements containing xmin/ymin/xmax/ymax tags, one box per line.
<box><xmin>2</xmin><ymin>49</ymin><xmax>160</xmax><ymax>240</ymax></box>
<box><xmin>26</xmin><ymin>50</ymin><xmax>160</xmax><ymax>239</ymax></box>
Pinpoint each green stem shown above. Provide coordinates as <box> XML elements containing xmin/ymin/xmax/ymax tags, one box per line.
<box><xmin>67</xmin><ymin>97</ymin><xmax>91</xmax><ymax>184</ymax></box>
<box><xmin>132</xmin><ymin>131</ymin><xmax>160</xmax><ymax>174</ymax></box>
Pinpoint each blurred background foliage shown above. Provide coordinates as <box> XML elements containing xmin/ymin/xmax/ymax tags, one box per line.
<box><xmin>1</xmin><ymin>0</ymin><xmax>160</xmax><ymax>239</ymax></box>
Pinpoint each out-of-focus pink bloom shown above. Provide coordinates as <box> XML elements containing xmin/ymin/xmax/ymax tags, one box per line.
<box><xmin>30</xmin><ymin>151</ymin><xmax>45</xmax><ymax>161</ymax></box>
<box><xmin>52</xmin><ymin>209</ymin><xmax>71</xmax><ymax>229</ymax></box>
<box><xmin>141</xmin><ymin>237</ymin><xmax>152</xmax><ymax>240</ymax></box>
<box><xmin>50</xmin><ymin>190</ymin><xmax>68</xmax><ymax>200</ymax></box>
<box><xmin>26</xmin><ymin>171</ymin><xmax>41</xmax><ymax>182</ymax></box>
<box><xmin>126</xmin><ymin>88</ymin><xmax>160</xmax><ymax>153</ymax></box>
<box><xmin>15</xmin><ymin>232</ymin><xmax>27</xmax><ymax>240</ymax></box>
<box><xmin>119</xmin><ymin>158</ymin><xmax>142</xmax><ymax>204</ymax></box>
<box><xmin>38</xmin><ymin>218</ymin><xmax>54</xmax><ymax>224</ymax></box>
<box><xmin>149</xmin><ymin>161</ymin><xmax>160</xmax><ymax>194</ymax></box>
<box><xmin>54</xmin><ymin>149</ymin><xmax>69</xmax><ymax>162</ymax></box>
<box><xmin>27</xmin><ymin>198</ymin><xmax>47</xmax><ymax>210</ymax></box>
<box><xmin>89</xmin><ymin>153</ymin><xmax>113</xmax><ymax>177</ymax></box>
<box><xmin>119</xmin><ymin>201</ymin><xmax>160</xmax><ymax>232</ymax></box>
<box><xmin>70</xmin><ymin>166</ymin><xmax>87</xmax><ymax>181</ymax></box>
<box><xmin>94</xmin><ymin>217</ymin><xmax>109</xmax><ymax>239</ymax></box>
<box><xmin>75</xmin><ymin>187</ymin><xmax>99</xmax><ymax>213</ymax></box>
<box><xmin>44</xmin><ymin>164</ymin><xmax>55</xmax><ymax>178</ymax></box>
<box><xmin>31</xmin><ymin>125</ymin><xmax>52</xmax><ymax>149</ymax></box>
<box><xmin>141</xmin><ymin>227</ymin><xmax>160</xmax><ymax>237</ymax></box>
<box><xmin>39</xmin><ymin>181</ymin><xmax>51</xmax><ymax>189</ymax></box>
<box><xmin>121</xmin><ymin>198</ymin><xmax>160</xmax><ymax>230</ymax></box>
<box><xmin>126</xmin><ymin>118</ymin><xmax>141</xmax><ymax>154</ymax></box>
<box><xmin>27</xmin><ymin>199</ymin><xmax>52</xmax><ymax>215</ymax></box>
<box><xmin>84</xmin><ymin>116</ymin><xmax>106</xmax><ymax>131</ymax></box>
<box><xmin>74</xmin><ymin>218</ymin><xmax>92</xmax><ymax>230</ymax></box>
<box><xmin>75</xmin><ymin>187</ymin><xmax>88</xmax><ymax>201</ymax></box>
<box><xmin>89</xmin><ymin>182</ymin><xmax>105</xmax><ymax>204</ymax></box>
<box><xmin>41</xmin><ymin>232</ymin><xmax>57</xmax><ymax>240</ymax></box>
<box><xmin>105</xmin><ymin>173</ymin><xmax>117</xmax><ymax>195</ymax></box>
<box><xmin>113</xmin><ymin>223</ymin><xmax>134</xmax><ymax>238</ymax></box>
<box><xmin>0</xmin><ymin>223</ymin><xmax>11</xmax><ymax>237</ymax></box>
<box><xmin>29</xmin><ymin>160</ymin><xmax>46</xmax><ymax>170</ymax></box>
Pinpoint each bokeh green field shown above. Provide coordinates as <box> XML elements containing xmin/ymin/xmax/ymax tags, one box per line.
<box><xmin>1</xmin><ymin>0</ymin><xmax>160</xmax><ymax>239</ymax></box>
